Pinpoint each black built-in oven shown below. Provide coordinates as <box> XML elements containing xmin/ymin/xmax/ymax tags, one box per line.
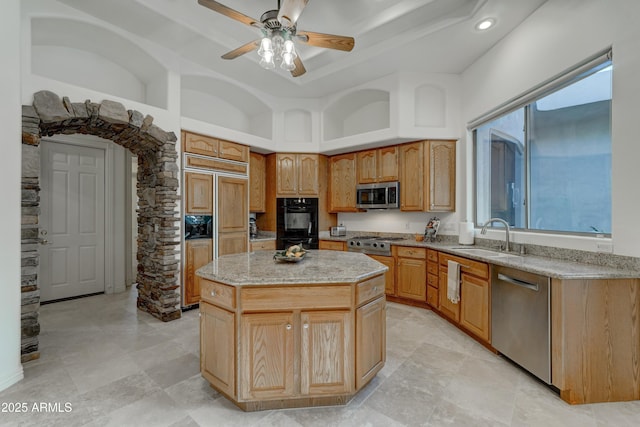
<box><xmin>276</xmin><ymin>198</ymin><xmax>319</xmax><ymax>249</ymax></box>
<box><xmin>184</xmin><ymin>215</ymin><xmax>213</xmax><ymax>240</ymax></box>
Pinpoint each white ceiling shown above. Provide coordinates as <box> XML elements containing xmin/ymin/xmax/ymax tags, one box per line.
<box><xmin>56</xmin><ymin>0</ymin><xmax>548</xmax><ymax>98</ymax></box>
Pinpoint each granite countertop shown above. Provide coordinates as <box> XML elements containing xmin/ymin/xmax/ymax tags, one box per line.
<box><xmin>320</xmin><ymin>235</ymin><xmax>640</xmax><ymax>280</ymax></box>
<box><xmin>196</xmin><ymin>250</ymin><xmax>388</xmax><ymax>286</ymax></box>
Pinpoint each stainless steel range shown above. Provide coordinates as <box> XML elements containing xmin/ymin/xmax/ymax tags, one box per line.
<box><xmin>346</xmin><ymin>235</ymin><xmax>405</xmax><ymax>256</ymax></box>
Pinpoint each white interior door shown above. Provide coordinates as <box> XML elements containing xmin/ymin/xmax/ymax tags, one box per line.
<box><xmin>39</xmin><ymin>141</ymin><xmax>106</xmax><ymax>302</ymax></box>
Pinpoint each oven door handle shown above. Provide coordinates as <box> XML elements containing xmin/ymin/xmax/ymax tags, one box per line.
<box><xmin>308</xmin><ymin>221</ymin><xmax>312</xmax><ymax>234</ymax></box>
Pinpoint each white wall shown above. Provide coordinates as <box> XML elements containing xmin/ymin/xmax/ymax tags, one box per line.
<box><xmin>461</xmin><ymin>0</ymin><xmax>640</xmax><ymax>257</ymax></box>
<box><xmin>0</xmin><ymin>0</ymin><xmax>24</xmax><ymax>392</ymax></box>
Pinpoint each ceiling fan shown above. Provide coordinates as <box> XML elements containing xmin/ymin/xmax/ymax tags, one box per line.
<box><xmin>197</xmin><ymin>0</ymin><xmax>355</xmax><ymax>77</ymax></box>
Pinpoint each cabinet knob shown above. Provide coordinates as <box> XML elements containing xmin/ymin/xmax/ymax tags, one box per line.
<box><xmin>373</xmin><ymin>286</ymin><xmax>378</xmax><ymax>292</ymax></box>
<box><xmin>286</xmin><ymin>324</ymin><xmax>292</xmax><ymax>330</ymax></box>
<box><xmin>303</xmin><ymin>323</ymin><xmax>309</xmax><ymax>329</ymax></box>
<box><xmin>210</xmin><ymin>290</ymin><xmax>216</xmax><ymax>297</ymax></box>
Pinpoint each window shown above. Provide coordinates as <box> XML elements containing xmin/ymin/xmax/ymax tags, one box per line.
<box><xmin>473</xmin><ymin>52</ymin><xmax>612</xmax><ymax>234</ymax></box>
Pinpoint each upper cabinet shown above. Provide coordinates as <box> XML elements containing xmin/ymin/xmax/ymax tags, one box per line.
<box><xmin>249</xmin><ymin>152</ymin><xmax>266</xmax><ymax>213</ymax></box>
<box><xmin>357</xmin><ymin>147</ymin><xmax>398</xmax><ymax>184</ymax></box>
<box><xmin>185</xmin><ymin>172</ymin><xmax>213</xmax><ymax>214</ymax></box>
<box><xmin>329</xmin><ymin>153</ymin><xmax>358</xmax><ymax>212</ymax></box>
<box><xmin>399</xmin><ymin>140</ymin><xmax>456</xmax><ymax>212</ymax></box>
<box><xmin>276</xmin><ymin>153</ymin><xmax>320</xmax><ymax>197</ymax></box>
<box><xmin>184</xmin><ymin>131</ymin><xmax>249</xmax><ymax>163</ymax></box>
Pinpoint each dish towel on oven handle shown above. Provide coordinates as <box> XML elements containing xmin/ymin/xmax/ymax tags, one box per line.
<box><xmin>447</xmin><ymin>260</ymin><xmax>461</xmax><ymax>304</ymax></box>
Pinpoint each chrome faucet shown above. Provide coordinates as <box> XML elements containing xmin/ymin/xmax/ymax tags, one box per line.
<box><xmin>480</xmin><ymin>218</ymin><xmax>511</xmax><ymax>252</ymax></box>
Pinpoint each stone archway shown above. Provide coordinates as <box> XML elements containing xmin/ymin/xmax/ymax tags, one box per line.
<box><xmin>20</xmin><ymin>90</ymin><xmax>181</xmax><ymax>362</ymax></box>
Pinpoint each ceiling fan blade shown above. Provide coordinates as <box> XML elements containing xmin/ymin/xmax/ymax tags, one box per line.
<box><xmin>197</xmin><ymin>0</ymin><xmax>263</xmax><ymax>28</ymax></box>
<box><xmin>277</xmin><ymin>0</ymin><xmax>309</xmax><ymax>27</ymax></box>
<box><xmin>296</xmin><ymin>31</ymin><xmax>355</xmax><ymax>52</ymax></box>
<box><xmin>221</xmin><ymin>40</ymin><xmax>260</xmax><ymax>60</ymax></box>
<box><xmin>291</xmin><ymin>55</ymin><xmax>306</xmax><ymax>77</ymax></box>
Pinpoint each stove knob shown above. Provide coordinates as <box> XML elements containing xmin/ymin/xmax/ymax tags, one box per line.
<box><xmin>356</xmin><ymin>241</ymin><xmax>361</xmax><ymax>246</ymax></box>
<box><xmin>372</xmin><ymin>242</ymin><xmax>377</xmax><ymax>248</ymax></box>
<box><xmin>349</xmin><ymin>241</ymin><xmax>354</xmax><ymax>246</ymax></box>
<box><xmin>380</xmin><ymin>243</ymin><xmax>386</xmax><ymax>249</ymax></box>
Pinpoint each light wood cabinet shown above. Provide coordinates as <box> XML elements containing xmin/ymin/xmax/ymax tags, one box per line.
<box><xmin>395</xmin><ymin>247</ymin><xmax>427</xmax><ymax>302</ymax></box>
<box><xmin>399</xmin><ymin>140</ymin><xmax>456</xmax><ymax>212</ymax></box>
<box><xmin>357</xmin><ymin>146</ymin><xmax>398</xmax><ymax>184</ymax></box>
<box><xmin>240</xmin><ymin>312</ymin><xmax>295</xmax><ymax>400</ymax></box>
<box><xmin>438</xmin><ymin>252</ymin><xmax>489</xmax><ymax>341</ymax></box>
<box><xmin>368</xmin><ymin>254</ymin><xmax>395</xmax><ymax>296</ymax></box>
<box><xmin>276</xmin><ymin>153</ymin><xmax>320</xmax><ymax>197</ymax></box>
<box><xmin>218</xmin><ymin>176</ymin><xmax>248</xmax><ymax>256</ymax></box>
<box><xmin>185</xmin><ymin>172</ymin><xmax>213</xmax><ymax>214</ymax></box>
<box><xmin>184</xmin><ymin>131</ymin><xmax>249</xmax><ymax>163</ymax></box>
<box><xmin>319</xmin><ymin>240</ymin><xmax>346</xmax><ymax>251</ymax></box>
<box><xmin>301</xmin><ymin>310</ymin><xmax>353</xmax><ymax>395</ymax></box>
<box><xmin>426</xmin><ymin>249</ymin><xmax>439</xmax><ymax>309</ymax></box>
<box><xmin>184</xmin><ymin>239</ymin><xmax>212</xmax><ymax>306</ymax></box>
<box><xmin>426</xmin><ymin>140</ymin><xmax>456</xmax><ymax>211</ymax></box>
<box><xmin>329</xmin><ymin>153</ymin><xmax>358</xmax><ymax>212</ymax></box>
<box><xmin>399</xmin><ymin>142</ymin><xmax>425</xmax><ymax>211</ymax></box>
<box><xmin>200</xmin><ymin>302</ymin><xmax>235</xmax><ymax>398</ymax></box>
<box><xmin>356</xmin><ymin>296</ymin><xmax>386</xmax><ymax>389</ymax></box>
<box><xmin>250</xmin><ymin>239</ymin><xmax>276</xmax><ymax>251</ymax></box>
<box><xmin>249</xmin><ymin>152</ymin><xmax>266</xmax><ymax>213</ymax></box>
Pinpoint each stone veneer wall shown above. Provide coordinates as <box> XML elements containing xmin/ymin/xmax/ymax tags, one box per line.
<box><xmin>20</xmin><ymin>90</ymin><xmax>181</xmax><ymax>362</ymax></box>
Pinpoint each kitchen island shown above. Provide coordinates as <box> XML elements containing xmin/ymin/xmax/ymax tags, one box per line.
<box><xmin>196</xmin><ymin>250</ymin><xmax>388</xmax><ymax>411</ymax></box>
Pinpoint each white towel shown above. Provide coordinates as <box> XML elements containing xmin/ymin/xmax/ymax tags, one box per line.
<box><xmin>447</xmin><ymin>260</ymin><xmax>461</xmax><ymax>304</ymax></box>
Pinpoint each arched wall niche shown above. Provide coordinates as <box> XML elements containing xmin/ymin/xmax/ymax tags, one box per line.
<box><xmin>283</xmin><ymin>109</ymin><xmax>313</xmax><ymax>143</ymax></box>
<box><xmin>181</xmin><ymin>75</ymin><xmax>273</xmax><ymax>139</ymax></box>
<box><xmin>323</xmin><ymin>89</ymin><xmax>390</xmax><ymax>140</ymax></box>
<box><xmin>414</xmin><ymin>84</ymin><xmax>446</xmax><ymax>127</ymax></box>
<box><xmin>19</xmin><ymin>90</ymin><xmax>181</xmax><ymax>363</ymax></box>
<box><xmin>30</xmin><ymin>17</ymin><xmax>169</xmax><ymax>109</ymax></box>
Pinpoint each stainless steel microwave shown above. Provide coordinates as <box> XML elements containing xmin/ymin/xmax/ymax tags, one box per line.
<box><xmin>356</xmin><ymin>182</ymin><xmax>400</xmax><ymax>209</ymax></box>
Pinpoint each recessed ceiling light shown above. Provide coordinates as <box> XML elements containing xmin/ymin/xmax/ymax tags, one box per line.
<box><xmin>476</xmin><ymin>18</ymin><xmax>495</xmax><ymax>31</ymax></box>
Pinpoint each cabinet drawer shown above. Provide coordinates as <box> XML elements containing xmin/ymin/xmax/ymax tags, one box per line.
<box><xmin>427</xmin><ymin>285</ymin><xmax>438</xmax><ymax>308</ymax></box>
<box><xmin>439</xmin><ymin>253</ymin><xmax>489</xmax><ymax>280</ymax></box>
<box><xmin>427</xmin><ymin>262</ymin><xmax>439</xmax><ymax>276</ymax></box>
<box><xmin>319</xmin><ymin>240</ymin><xmax>346</xmax><ymax>251</ymax></box>
<box><xmin>185</xmin><ymin>154</ymin><xmax>248</xmax><ymax>174</ymax></box>
<box><xmin>396</xmin><ymin>246</ymin><xmax>427</xmax><ymax>259</ymax></box>
<box><xmin>201</xmin><ymin>279</ymin><xmax>236</xmax><ymax>310</ymax></box>
<box><xmin>427</xmin><ymin>273</ymin><xmax>438</xmax><ymax>288</ymax></box>
<box><xmin>250</xmin><ymin>240</ymin><xmax>276</xmax><ymax>251</ymax></box>
<box><xmin>356</xmin><ymin>275</ymin><xmax>385</xmax><ymax>306</ymax></box>
<box><xmin>427</xmin><ymin>249</ymin><xmax>439</xmax><ymax>262</ymax></box>
<box><xmin>241</xmin><ymin>285</ymin><xmax>351</xmax><ymax>312</ymax></box>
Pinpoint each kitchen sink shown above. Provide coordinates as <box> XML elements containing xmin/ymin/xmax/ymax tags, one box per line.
<box><xmin>451</xmin><ymin>247</ymin><xmax>517</xmax><ymax>258</ymax></box>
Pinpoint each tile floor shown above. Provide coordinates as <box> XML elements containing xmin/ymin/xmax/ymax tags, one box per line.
<box><xmin>2</xmin><ymin>287</ymin><xmax>640</xmax><ymax>427</ymax></box>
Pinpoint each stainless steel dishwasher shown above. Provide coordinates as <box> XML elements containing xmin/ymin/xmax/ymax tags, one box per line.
<box><xmin>491</xmin><ymin>265</ymin><xmax>551</xmax><ymax>383</ymax></box>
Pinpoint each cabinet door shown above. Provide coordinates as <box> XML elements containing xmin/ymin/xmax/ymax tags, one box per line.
<box><xmin>438</xmin><ymin>268</ymin><xmax>460</xmax><ymax>322</ymax></box>
<box><xmin>184</xmin><ymin>132</ymin><xmax>219</xmax><ymax>157</ymax></box>
<box><xmin>460</xmin><ymin>274</ymin><xmax>490</xmax><ymax>342</ymax></box>
<box><xmin>301</xmin><ymin>310</ymin><xmax>353</xmax><ymax>395</ymax></box>
<box><xmin>427</xmin><ymin>140</ymin><xmax>456</xmax><ymax>211</ymax></box>
<box><xmin>399</xmin><ymin>142</ymin><xmax>425</xmax><ymax>211</ymax></box>
<box><xmin>276</xmin><ymin>153</ymin><xmax>298</xmax><ymax>196</ymax></box>
<box><xmin>240</xmin><ymin>312</ymin><xmax>295</xmax><ymax>400</ymax></box>
<box><xmin>378</xmin><ymin>146</ymin><xmax>399</xmax><ymax>182</ymax></box>
<box><xmin>218</xmin><ymin>176</ymin><xmax>248</xmax><ymax>233</ymax></box>
<box><xmin>396</xmin><ymin>257</ymin><xmax>427</xmax><ymax>301</ymax></box>
<box><xmin>319</xmin><ymin>240</ymin><xmax>346</xmax><ymax>251</ymax></box>
<box><xmin>219</xmin><ymin>139</ymin><xmax>249</xmax><ymax>163</ymax></box>
<box><xmin>329</xmin><ymin>153</ymin><xmax>358</xmax><ymax>212</ymax></box>
<box><xmin>218</xmin><ymin>231</ymin><xmax>248</xmax><ymax>256</ymax></box>
<box><xmin>200</xmin><ymin>302</ymin><xmax>235</xmax><ymax>397</ymax></box>
<box><xmin>356</xmin><ymin>297</ymin><xmax>386</xmax><ymax>389</ymax></box>
<box><xmin>185</xmin><ymin>172</ymin><xmax>213</xmax><ymax>214</ymax></box>
<box><xmin>184</xmin><ymin>239</ymin><xmax>212</xmax><ymax>305</ymax></box>
<box><xmin>249</xmin><ymin>152</ymin><xmax>266</xmax><ymax>213</ymax></box>
<box><xmin>357</xmin><ymin>150</ymin><xmax>378</xmax><ymax>184</ymax></box>
<box><xmin>369</xmin><ymin>254</ymin><xmax>395</xmax><ymax>296</ymax></box>
<box><xmin>298</xmin><ymin>154</ymin><xmax>319</xmax><ymax>196</ymax></box>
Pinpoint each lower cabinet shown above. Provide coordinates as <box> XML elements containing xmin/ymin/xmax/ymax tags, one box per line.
<box><xmin>396</xmin><ymin>247</ymin><xmax>427</xmax><ymax>301</ymax></box>
<box><xmin>184</xmin><ymin>239</ymin><xmax>213</xmax><ymax>306</ymax></box>
<box><xmin>318</xmin><ymin>240</ymin><xmax>346</xmax><ymax>251</ymax></box>
<box><xmin>368</xmin><ymin>255</ymin><xmax>395</xmax><ymax>296</ymax></box>
<box><xmin>438</xmin><ymin>252</ymin><xmax>490</xmax><ymax>342</ymax></box>
<box><xmin>356</xmin><ymin>296</ymin><xmax>386</xmax><ymax>389</ymax></box>
<box><xmin>200</xmin><ymin>302</ymin><xmax>235</xmax><ymax>397</ymax></box>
